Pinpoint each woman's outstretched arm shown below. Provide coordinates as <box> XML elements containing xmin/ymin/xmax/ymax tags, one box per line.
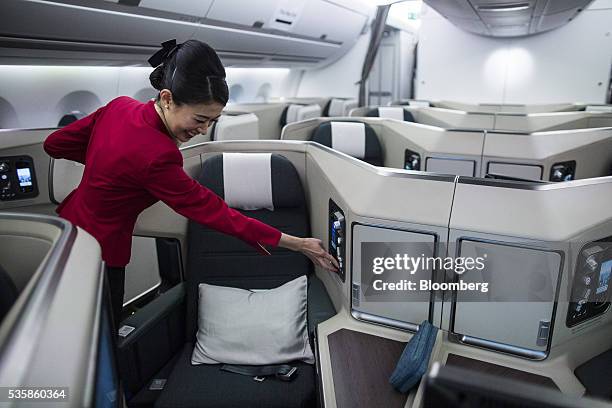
<box><xmin>278</xmin><ymin>233</ymin><xmax>339</xmax><ymax>273</ymax></box>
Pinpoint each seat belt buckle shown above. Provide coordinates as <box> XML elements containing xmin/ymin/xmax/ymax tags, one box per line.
<box><xmin>277</xmin><ymin>366</ymin><xmax>297</xmax><ymax>382</ymax></box>
<box><xmin>253</xmin><ymin>376</ymin><xmax>265</xmax><ymax>382</ymax></box>
<box><xmin>118</xmin><ymin>325</ymin><xmax>135</xmax><ymax>338</ymax></box>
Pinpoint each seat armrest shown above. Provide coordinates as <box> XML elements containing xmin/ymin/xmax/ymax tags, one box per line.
<box><xmin>118</xmin><ymin>283</ymin><xmax>185</xmax><ymax>348</ymax></box>
<box><xmin>117</xmin><ymin>283</ymin><xmax>186</xmax><ymax>396</ymax></box>
<box><xmin>308</xmin><ymin>276</ymin><xmax>336</xmax><ymax>337</ymax></box>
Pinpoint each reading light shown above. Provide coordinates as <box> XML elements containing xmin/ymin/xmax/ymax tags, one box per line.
<box><xmin>478</xmin><ymin>3</ymin><xmax>530</xmax><ymax>12</ymax></box>
<box><xmin>362</xmin><ymin>0</ymin><xmax>410</xmax><ymax>5</ymax></box>
<box><xmin>404</xmin><ymin>149</ymin><xmax>421</xmax><ymax>171</ymax></box>
<box><xmin>549</xmin><ymin>161</ymin><xmax>576</xmax><ymax>182</ymax></box>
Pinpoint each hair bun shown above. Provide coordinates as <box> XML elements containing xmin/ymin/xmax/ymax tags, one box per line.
<box><xmin>149</xmin><ymin>65</ymin><xmax>165</xmax><ymax>91</ymax></box>
<box><xmin>149</xmin><ymin>39</ymin><xmax>228</xmax><ymax>105</ymax></box>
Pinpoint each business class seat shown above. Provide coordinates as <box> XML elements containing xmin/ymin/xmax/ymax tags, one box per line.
<box><xmin>323</xmin><ymin>98</ymin><xmax>358</xmax><ymax>117</ymax></box>
<box><xmin>0</xmin><ymin>265</ymin><xmax>18</xmax><ymax>323</ymax></box>
<box><xmin>281</xmin><ymin>103</ymin><xmax>323</xmax><ymax>126</ymax></box>
<box><xmin>310</xmin><ymin>121</ymin><xmax>383</xmax><ymax>166</ymax></box>
<box><xmin>366</xmin><ymin>106</ymin><xmax>415</xmax><ymax>122</ymax></box>
<box><xmin>57</xmin><ymin>110</ymin><xmax>85</xmax><ymax>127</ymax></box>
<box><xmin>153</xmin><ymin>153</ymin><xmax>335</xmax><ymax>408</ymax></box>
<box><xmin>210</xmin><ymin>113</ymin><xmax>259</xmax><ymax>141</ymax></box>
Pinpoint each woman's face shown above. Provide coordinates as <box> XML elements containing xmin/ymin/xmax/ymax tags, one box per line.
<box><xmin>159</xmin><ymin>91</ymin><xmax>224</xmax><ymax>143</ymax></box>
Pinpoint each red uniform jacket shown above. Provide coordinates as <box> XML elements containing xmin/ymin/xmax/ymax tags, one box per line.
<box><xmin>44</xmin><ymin>97</ymin><xmax>281</xmax><ymax>267</ymax></box>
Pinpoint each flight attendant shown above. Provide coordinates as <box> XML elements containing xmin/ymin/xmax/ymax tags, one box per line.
<box><xmin>44</xmin><ymin>39</ymin><xmax>339</xmax><ymax>328</ymax></box>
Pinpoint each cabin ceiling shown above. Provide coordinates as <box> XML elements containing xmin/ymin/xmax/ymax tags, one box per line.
<box><xmin>423</xmin><ymin>0</ymin><xmax>594</xmax><ymax>37</ymax></box>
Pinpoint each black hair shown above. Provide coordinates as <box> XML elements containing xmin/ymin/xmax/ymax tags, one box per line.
<box><xmin>149</xmin><ymin>40</ymin><xmax>229</xmax><ymax>106</ymax></box>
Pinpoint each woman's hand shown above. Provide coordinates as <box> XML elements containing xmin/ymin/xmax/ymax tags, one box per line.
<box><xmin>278</xmin><ymin>233</ymin><xmax>340</xmax><ymax>273</ymax></box>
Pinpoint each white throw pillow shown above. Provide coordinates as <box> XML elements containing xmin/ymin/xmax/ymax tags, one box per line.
<box><xmin>191</xmin><ymin>275</ymin><xmax>314</xmax><ymax>365</ymax></box>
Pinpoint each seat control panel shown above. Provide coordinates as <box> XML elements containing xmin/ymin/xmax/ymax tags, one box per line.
<box><xmin>329</xmin><ymin>199</ymin><xmax>346</xmax><ymax>282</ymax></box>
<box><xmin>567</xmin><ymin>239</ymin><xmax>612</xmax><ymax>327</ymax></box>
<box><xmin>0</xmin><ymin>156</ymin><xmax>38</xmax><ymax>201</ymax></box>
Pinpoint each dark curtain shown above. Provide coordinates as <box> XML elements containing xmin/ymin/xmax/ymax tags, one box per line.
<box><xmin>357</xmin><ymin>5</ymin><xmax>391</xmax><ymax>107</ymax></box>
<box><xmin>410</xmin><ymin>42</ymin><xmax>418</xmax><ymax>99</ymax></box>
<box><xmin>606</xmin><ymin>66</ymin><xmax>612</xmax><ymax>104</ymax></box>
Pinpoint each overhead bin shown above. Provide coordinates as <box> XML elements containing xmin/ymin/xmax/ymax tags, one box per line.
<box><xmin>0</xmin><ymin>0</ymin><xmax>373</xmax><ymax>67</ymax></box>
<box><xmin>292</xmin><ymin>0</ymin><xmax>368</xmax><ymax>44</ymax></box>
<box><xmin>206</xmin><ymin>0</ymin><xmax>279</xmax><ymax>27</ymax></box>
<box><xmin>206</xmin><ymin>0</ymin><xmax>368</xmax><ymax>45</ymax></box>
<box><xmin>197</xmin><ymin>0</ymin><xmax>369</xmax><ymax>64</ymax></box>
<box><xmin>139</xmin><ymin>0</ymin><xmax>214</xmax><ymax>17</ymax></box>
<box><xmin>190</xmin><ymin>24</ymin><xmax>339</xmax><ymax>63</ymax></box>
<box><xmin>0</xmin><ymin>0</ymin><xmax>197</xmax><ymax>50</ymax></box>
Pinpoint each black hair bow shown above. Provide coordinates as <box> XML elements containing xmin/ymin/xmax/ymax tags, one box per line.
<box><xmin>148</xmin><ymin>39</ymin><xmax>179</xmax><ymax>68</ymax></box>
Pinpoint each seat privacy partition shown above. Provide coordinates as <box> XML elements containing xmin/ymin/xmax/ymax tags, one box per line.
<box><xmin>350</xmin><ymin>105</ymin><xmax>612</xmax><ymax>132</ymax></box>
<box><xmin>281</xmin><ymin>118</ymin><xmax>612</xmax><ymax>181</ymax></box>
<box><xmin>0</xmin><ymin>213</ymin><xmax>105</xmax><ymax>408</ymax></box>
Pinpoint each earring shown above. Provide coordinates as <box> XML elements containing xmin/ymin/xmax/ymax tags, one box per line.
<box><xmin>165</xmin><ymin>105</ymin><xmax>169</xmax><ymax>110</ymax></box>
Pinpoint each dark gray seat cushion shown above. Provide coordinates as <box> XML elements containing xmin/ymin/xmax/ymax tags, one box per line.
<box><xmin>575</xmin><ymin>349</ymin><xmax>612</xmax><ymax>399</ymax></box>
<box><xmin>154</xmin><ymin>344</ymin><xmax>316</xmax><ymax>408</ymax></box>
<box><xmin>308</xmin><ymin>275</ymin><xmax>336</xmax><ymax>337</ymax></box>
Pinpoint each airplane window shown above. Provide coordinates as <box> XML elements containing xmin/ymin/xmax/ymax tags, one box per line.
<box><xmin>133</xmin><ymin>87</ymin><xmax>158</xmax><ymax>102</ymax></box>
<box><xmin>55</xmin><ymin>90</ymin><xmax>102</xmax><ymax>120</ymax></box>
<box><xmin>229</xmin><ymin>84</ymin><xmax>244</xmax><ymax>103</ymax></box>
<box><xmin>0</xmin><ymin>97</ymin><xmax>20</xmax><ymax>129</ymax></box>
<box><xmin>255</xmin><ymin>83</ymin><xmax>272</xmax><ymax>102</ymax></box>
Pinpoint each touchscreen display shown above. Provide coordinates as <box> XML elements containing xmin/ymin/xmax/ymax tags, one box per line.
<box><xmin>17</xmin><ymin>167</ymin><xmax>32</xmax><ymax>187</ymax></box>
<box><xmin>597</xmin><ymin>259</ymin><xmax>612</xmax><ymax>295</ymax></box>
<box><xmin>331</xmin><ymin>227</ymin><xmax>337</xmax><ymax>249</ymax></box>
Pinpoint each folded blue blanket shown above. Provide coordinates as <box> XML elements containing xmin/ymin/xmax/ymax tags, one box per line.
<box><xmin>389</xmin><ymin>320</ymin><xmax>438</xmax><ymax>393</ymax></box>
